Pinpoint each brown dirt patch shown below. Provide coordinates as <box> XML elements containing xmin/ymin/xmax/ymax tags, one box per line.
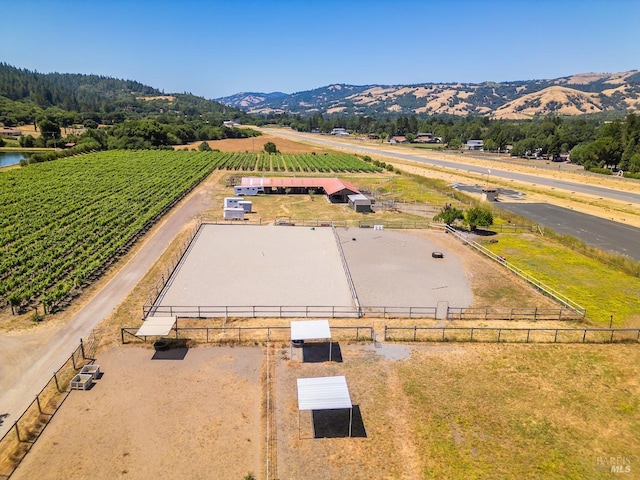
<box><xmin>11</xmin><ymin>346</ymin><xmax>264</xmax><ymax>480</ymax></box>
<box><xmin>175</xmin><ymin>133</ymin><xmax>327</xmax><ymax>154</ymax></box>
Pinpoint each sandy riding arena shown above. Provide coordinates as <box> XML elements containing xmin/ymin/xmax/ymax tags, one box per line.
<box><xmin>152</xmin><ymin>225</ymin><xmax>473</xmax><ymax>316</ymax></box>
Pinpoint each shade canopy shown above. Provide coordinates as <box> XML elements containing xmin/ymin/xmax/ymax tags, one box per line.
<box><xmin>290</xmin><ymin>319</ymin><xmax>331</xmax><ymax>341</ymax></box>
<box><xmin>297</xmin><ymin>376</ymin><xmax>352</xmax><ymax>411</ymax></box>
<box><xmin>135</xmin><ymin>316</ymin><xmax>176</xmax><ymax>337</ymax></box>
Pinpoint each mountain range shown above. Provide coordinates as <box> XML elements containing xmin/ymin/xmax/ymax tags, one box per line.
<box><xmin>217</xmin><ymin>71</ymin><xmax>640</xmax><ymax>118</ymax></box>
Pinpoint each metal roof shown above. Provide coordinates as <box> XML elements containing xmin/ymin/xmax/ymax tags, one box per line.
<box><xmin>297</xmin><ymin>376</ymin><xmax>352</xmax><ymax>411</ymax></box>
<box><xmin>135</xmin><ymin>316</ymin><xmax>176</xmax><ymax>337</ymax></box>
<box><xmin>290</xmin><ymin>319</ymin><xmax>331</xmax><ymax>341</ymax></box>
<box><xmin>240</xmin><ymin>177</ymin><xmax>361</xmax><ymax>196</ymax></box>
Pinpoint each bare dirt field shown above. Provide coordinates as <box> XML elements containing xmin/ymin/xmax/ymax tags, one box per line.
<box><xmin>175</xmin><ymin>133</ymin><xmax>326</xmax><ymax>154</ymax></box>
<box><xmin>11</xmin><ymin>346</ymin><xmax>264</xmax><ymax>480</ymax></box>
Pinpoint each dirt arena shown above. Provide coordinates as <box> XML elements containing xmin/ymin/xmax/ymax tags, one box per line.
<box><xmin>153</xmin><ymin>225</ymin><xmax>473</xmax><ymax>316</ymax></box>
<box><xmin>11</xmin><ymin>347</ymin><xmax>264</xmax><ymax>480</ymax></box>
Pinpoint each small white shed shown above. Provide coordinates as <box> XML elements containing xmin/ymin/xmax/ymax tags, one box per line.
<box><xmin>348</xmin><ymin>194</ymin><xmax>371</xmax><ymax>213</ymax></box>
<box><xmin>238</xmin><ymin>200</ymin><xmax>252</xmax><ymax>213</ymax></box>
<box><xmin>223</xmin><ymin>207</ymin><xmax>245</xmax><ymax>220</ymax></box>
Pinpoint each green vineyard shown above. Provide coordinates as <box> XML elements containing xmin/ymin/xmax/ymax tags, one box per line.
<box><xmin>0</xmin><ymin>150</ymin><xmax>379</xmax><ymax>313</ymax></box>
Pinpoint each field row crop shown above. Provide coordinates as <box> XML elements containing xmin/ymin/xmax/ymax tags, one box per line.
<box><xmin>0</xmin><ymin>150</ymin><xmax>219</xmax><ymax>312</ymax></box>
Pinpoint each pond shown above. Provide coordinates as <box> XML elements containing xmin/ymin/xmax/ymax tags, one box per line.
<box><xmin>0</xmin><ymin>151</ymin><xmax>28</xmax><ymax>167</ymax></box>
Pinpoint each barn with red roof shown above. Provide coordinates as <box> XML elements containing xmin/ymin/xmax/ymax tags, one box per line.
<box><xmin>234</xmin><ymin>177</ymin><xmax>365</xmax><ymax>204</ymax></box>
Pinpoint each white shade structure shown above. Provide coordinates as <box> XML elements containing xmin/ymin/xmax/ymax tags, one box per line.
<box><xmin>290</xmin><ymin>319</ymin><xmax>332</xmax><ymax>361</ymax></box>
<box><xmin>135</xmin><ymin>316</ymin><xmax>176</xmax><ymax>337</ymax></box>
<box><xmin>297</xmin><ymin>376</ymin><xmax>353</xmax><ymax>437</ymax></box>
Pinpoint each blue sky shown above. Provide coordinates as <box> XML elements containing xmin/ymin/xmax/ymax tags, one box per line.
<box><xmin>1</xmin><ymin>0</ymin><xmax>638</xmax><ymax>99</ymax></box>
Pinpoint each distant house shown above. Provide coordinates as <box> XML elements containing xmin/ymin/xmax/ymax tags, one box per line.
<box><xmin>415</xmin><ymin>133</ymin><xmax>433</xmax><ymax>143</ymax></box>
<box><xmin>223</xmin><ymin>120</ymin><xmax>241</xmax><ymax>128</ymax></box>
<box><xmin>331</xmin><ymin>128</ymin><xmax>349</xmax><ymax>136</ymax></box>
<box><xmin>466</xmin><ymin>140</ymin><xmax>484</xmax><ymax>151</ymax></box>
<box><xmin>389</xmin><ymin>136</ymin><xmax>407</xmax><ymax>144</ymax></box>
<box><xmin>0</xmin><ymin>127</ymin><xmax>21</xmax><ymax>137</ymax></box>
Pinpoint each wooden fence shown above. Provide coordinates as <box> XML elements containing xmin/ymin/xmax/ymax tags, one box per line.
<box><xmin>141</xmin><ymin>305</ymin><xmax>582</xmax><ymax>321</ymax></box>
<box><xmin>121</xmin><ymin>325</ymin><xmax>374</xmax><ymax>345</ymax></box>
<box><xmin>0</xmin><ymin>335</ymin><xmax>97</xmax><ymax>479</ymax></box>
<box><xmin>384</xmin><ymin>326</ymin><xmax>640</xmax><ymax>344</ymax></box>
<box><xmin>446</xmin><ymin>307</ymin><xmax>584</xmax><ymax>321</ymax></box>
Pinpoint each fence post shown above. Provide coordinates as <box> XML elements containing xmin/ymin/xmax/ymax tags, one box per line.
<box><xmin>384</xmin><ymin>325</ymin><xmax>388</xmax><ymax>341</ymax></box>
<box><xmin>413</xmin><ymin>326</ymin><xmax>417</xmax><ymax>342</ymax></box>
<box><xmin>71</xmin><ymin>351</ymin><xmax>76</xmax><ymax>370</ymax></box>
<box><xmin>14</xmin><ymin>423</ymin><xmax>21</xmax><ymax>442</ymax></box>
<box><xmin>36</xmin><ymin>395</ymin><xmax>42</xmax><ymax>414</ymax></box>
<box><xmin>554</xmin><ymin>329</ymin><xmax>559</xmax><ymax>343</ymax></box>
<box><xmin>470</xmin><ymin>328</ymin><xmax>474</xmax><ymax>341</ymax></box>
<box><xmin>497</xmin><ymin>329</ymin><xmax>502</xmax><ymax>342</ymax></box>
<box><xmin>526</xmin><ymin>329</ymin><xmax>531</xmax><ymax>343</ymax></box>
<box><xmin>610</xmin><ymin>329</ymin><xmax>615</xmax><ymax>343</ymax></box>
<box><xmin>582</xmin><ymin>329</ymin><xmax>588</xmax><ymax>343</ymax></box>
<box><xmin>80</xmin><ymin>338</ymin><xmax>85</xmax><ymax>360</ymax></box>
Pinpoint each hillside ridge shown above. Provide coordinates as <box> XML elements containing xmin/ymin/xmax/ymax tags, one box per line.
<box><xmin>217</xmin><ymin>71</ymin><xmax>640</xmax><ymax>118</ymax></box>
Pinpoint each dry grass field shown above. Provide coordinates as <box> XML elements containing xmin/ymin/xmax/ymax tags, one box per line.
<box><xmin>175</xmin><ymin>132</ymin><xmax>327</xmax><ymax>154</ymax></box>
<box><xmin>4</xmin><ymin>140</ymin><xmax>640</xmax><ymax>479</ymax></box>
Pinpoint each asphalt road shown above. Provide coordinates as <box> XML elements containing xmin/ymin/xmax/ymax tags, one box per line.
<box><xmin>0</xmin><ymin>184</ymin><xmax>211</xmax><ymax>438</ymax></box>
